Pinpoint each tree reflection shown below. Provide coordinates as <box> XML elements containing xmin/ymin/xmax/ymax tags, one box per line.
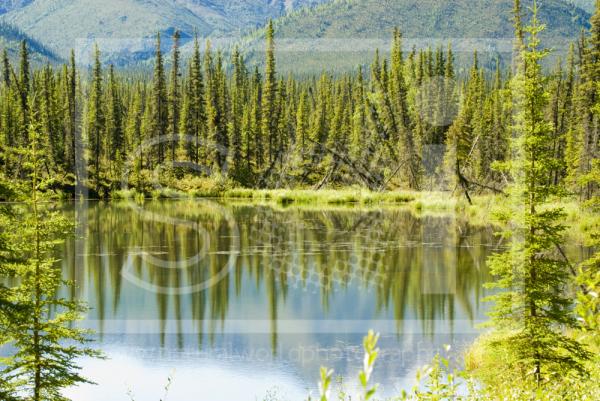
<box><xmin>60</xmin><ymin>200</ymin><xmax>499</xmax><ymax>351</ymax></box>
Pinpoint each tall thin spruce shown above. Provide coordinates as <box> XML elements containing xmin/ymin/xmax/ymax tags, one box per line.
<box><xmin>0</xmin><ymin>107</ymin><xmax>100</xmax><ymax>400</ymax></box>
<box><xmin>485</xmin><ymin>0</ymin><xmax>590</xmax><ymax>385</ymax></box>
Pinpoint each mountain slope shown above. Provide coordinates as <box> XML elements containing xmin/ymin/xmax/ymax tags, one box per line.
<box><xmin>0</xmin><ymin>22</ymin><xmax>60</xmax><ymax>64</ymax></box>
<box><xmin>243</xmin><ymin>0</ymin><xmax>590</xmax><ymax>73</ymax></box>
<box><xmin>0</xmin><ymin>0</ymin><xmax>33</xmax><ymax>15</ymax></box>
<box><xmin>0</xmin><ymin>0</ymin><xmax>329</xmax><ymax>63</ymax></box>
<box><xmin>568</xmin><ymin>0</ymin><xmax>595</xmax><ymax>13</ymax></box>
<box><xmin>1</xmin><ymin>0</ymin><xmax>222</xmax><ymax>59</ymax></box>
<box><xmin>173</xmin><ymin>0</ymin><xmax>328</xmax><ymax>30</ymax></box>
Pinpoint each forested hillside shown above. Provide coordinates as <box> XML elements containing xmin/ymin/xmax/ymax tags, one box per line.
<box><xmin>174</xmin><ymin>0</ymin><xmax>328</xmax><ymax>28</ymax></box>
<box><xmin>570</xmin><ymin>0</ymin><xmax>596</xmax><ymax>12</ymax></box>
<box><xmin>0</xmin><ymin>0</ymin><xmax>592</xmax><ymax>70</ymax></box>
<box><xmin>0</xmin><ymin>22</ymin><xmax>60</xmax><ymax>64</ymax></box>
<box><xmin>1</xmin><ymin>0</ymin><xmax>220</xmax><ymax>62</ymax></box>
<box><xmin>0</xmin><ymin>0</ymin><xmax>32</xmax><ymax>15</ymax></box>
<box><xmin>0</xmin><ymin>0</ymin><xmax>328</xmax><ymax>63</ymax></box>
<box><xmin>243</xmin><ymin>0</ymin><xmax>590</xmax><ymax>73</ymax></box>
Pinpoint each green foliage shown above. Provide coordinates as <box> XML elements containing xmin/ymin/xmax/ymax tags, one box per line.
<box><xmin>2</xmin><ymin>4</ymin><xmax>598</xmax><ymax>200</ymax></box>
<box><xmin>576</xmin><ymin>160</ymin><xmax>600</xmax><ymax>339</ymax></box>
<box><xmin>0</xmin><ymin>104</ymin><xmax>100</xmax><ymax>400</ymax></box>
<box><xmin>311</xmin><ymin>331</ymin><xmax>600</xmax><ymax>401</ymax></box>
<box><xmin>316</xmin><ymin>330</ymin><xmax>379</xmax><ymax>401</ymax></box>
<box><xmin>358</xmin><ymin>330</ymin><xmax>379</xmax><ymax>401</ymax></box>
<box><xmin>401</xmin><ymin>347</ymin><xmax>461</xmax><ymax>401</ymax></box>
<box><xmin>482</xmin><ymin>0</ymin><xmax>591</xmax><ymax>388</ymax></box>
<box><xmin>318</xmin><ymin>366</ymin><xmax>334</xmax><ymax>401</ymax></box>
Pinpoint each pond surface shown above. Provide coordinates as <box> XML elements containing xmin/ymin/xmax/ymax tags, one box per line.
<box><xmin>56</xmin><ymin>200</ymin><xmax>500</xmax><ymax>401</ymax></box>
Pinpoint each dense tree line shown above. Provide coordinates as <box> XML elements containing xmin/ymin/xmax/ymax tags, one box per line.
<box><xmin>0</xmin><ymin>5</ymin><xmax>598</xmax><ymax>200</ymax></box>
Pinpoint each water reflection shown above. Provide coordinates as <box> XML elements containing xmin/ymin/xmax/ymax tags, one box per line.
<box><xmin>58</xmin><ymin>200</ymin><xmax>499</xmax><ymax>400</ymax></box>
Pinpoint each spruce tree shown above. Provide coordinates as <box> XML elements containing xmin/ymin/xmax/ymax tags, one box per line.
<box><xmin>262</xmin><ymin>20</ymin><xmax>278</xmax><ymax>167</ymax></box>
<box><xmin>2</xmin><ymin>49</ymin><xmax>11</xmax><ymax>86</ymax></box>
<box><xmin>295</xmin><ymin>89</ymin><xmax>309</xmax><ymax>161</ymax></box>
<box><xmin>251</xmin><ymin>67</ymin><xmax>263</xmax><ymax>171</ymax></box>
<box><xmin>390</xmin><ymin>28</ymin><xmax>420</xmax><ymax>189</ymax></box>
<box><xmin>18</xmin><ymin>41</ymin><xmax>30</xmax><ymax>144</ymax></box>
<box><xmin>229</xmin><ymin>47</ymin><xmax>245</xmax><ymax>182</ymax></box>
<box><xmin>0</xmin><ymin>108</ymin><xmax>100</xmax><ymax>401</ymax></box>
<box><xmin>214</xmin><ymin>52</ymin><xmax>229</xmax><ymax>171</ymax></box>
<box><xmin>444</xmin><ymin>52</ymin><xmax>483</xmax><ymax>201</ymax></box>
<box><xmin>350</xmin><ymin>67</ymin><xmax>366</xmax><ymax>160</ymax></box>
<box><xmin>185</xmin><ymin>36</ymin><xmax>205</xmax><ymax>166</ymax></box>
<box><xmin>577</xmin><ymin>0</ymin><xmax>600</xmax><ymax>199</ymax></box>
<box><xmin>168</xmin><ymin>30</ymin><xmax>181</xmax><ymax>162</ymax></box>
<box><xmin>105</xmin><ymin>64</ymin><xmax>124</xmax><ymax>179</ymax></box>
<box><xmin>86</xmin><ymin>45</ymin><xmax>104</xmax><ymax>187</ymax></box>
<box><xmin>65</xmin><ymin>50</ymin><xmax>77</xmax><ymax>176</ymax></box>
<box><xmin>151</xmin><ymin>33</ymin><xmax>168</xmax><ymax>167</ymax></box>
<box><xmin>486</xmin><ymin>2</ymin><xmax>590</xmax><ymax>385</ymax></box>
<box><xmin>125</xmin><ymin>87</ymin><xmax>144</xmax><ymax>188</ymax></box>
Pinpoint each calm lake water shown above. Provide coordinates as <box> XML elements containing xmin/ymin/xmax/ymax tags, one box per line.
<box><xmin>55</xmin><ymin>200</ymin><xmax>500</xmax><ymax>401</ymax></box>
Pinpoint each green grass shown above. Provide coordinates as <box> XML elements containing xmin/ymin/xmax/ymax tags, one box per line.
<box><xmin>104</xmin><ymin>181</ymin><xmax>600</xmax><ymax>242</ymax></box>
<box><xmin>220</xmin><ymin>188</ymin><xmax>416</xmax><ymax>206</ymax></box>
<box><xmin>464</xmin><ymin>331</ymin><xmax>600</xmax><ymax>400</ymax></box>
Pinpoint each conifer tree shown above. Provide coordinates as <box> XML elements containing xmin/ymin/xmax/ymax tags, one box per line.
<box><xmin>125</xmin><ymin>87</ymin><xmax>144</xmax><ymax>186</ymax></box>
<box><xmin>350</xmin><ymin>67</ymin><xmax>366</xmax><ymax>160</ymax></box>
<box><xmin>18</xmin><ymin>41</ymin><xmax>30</xmax><ymax>143</ymax></box>
<box><xmin>229</xmin><ymin>47</ymin><xmax>245</xmax><ymax>182</ymax></box>
<box><xmin>295</xmin><ymin>89</ymin><xmax>309</xmax><ymax>160</ymax></box>
<box><xmin>444</xmin><ymin>52</ymin><xmax>484</xmax><ymax>201</ymax></box>
<box><xmin>86</xmin><ymin>45</ymin><xmax>104</xmax><ymax>186</ymax></box>
<box><xmin>168</xmin><ymin>30</ymin><xmax>181</xmax><ymax>162</ymax></box>
<box><xmin>241</xmin><ymin>103</ymin><xmax>253</xmax><ymax>174</ymax></box>
<box><xmin>306</xmin><ymin>73</ymin><xmax>330</xmax><ymax>182</ymax></box>
<box><xmin>577</xmin><ymin>0</ymin><xmax>600</xmax><ymax>199</ymax></box>
<box><xmin>2</xmin><ymin>49</ymin><xmax>10</xmax><ymax>86</ymax></box>
<box><xmin>0</xmin><ymin>108</ymin><xmax>100</xmax><ymax>400</ymax></box>
<box><xmin>251</xmin><ymin>67</ymin><xmax>263</xmax><ymax>170</ymax></box>
<box><xmin>275</xmin><ymin>79</ymin><xmax>288</xmax><ymax>164</ymax></box>
<box><xmin>575</xmin><ymin>3</ymin><xmax>600</xmax><ymax>331</ymax></box>
<box><xmin>185</xmin><ymin>36</ymin><xmax>205</xmax><ymax>166</ymax></box>
<box><xmin>105</xmin><ymin>64</ymin><xmax>124</xmax><ymax>179</ymax></box>
<box><xmin>486</xmin><ymin>2</ymin><xmax>590</xmax><ymax>384</ymax></box>
<box><xmin>179</xmin><ymin>74</ymin><xmax>194</xmax><ymax>164</ymax></box>
<box><xmin>204</xmin><ymin>47</ymin><xmax>229</xmax><ymax>172</ymax></box>
<box><xmin>151</xmin><ymin>33</ymin><xmax>168</xmax><ymax>167</ymax></box>
<box><xmin>262</xmin><ymin>20</ymin><xmax>278</xmax><ymax>168</ymax></box>
<box><xmin>215</xmin><ymin>52</ymin><xmax>230</xmax><ymax>171</ymax></box>
<box><xmin>65</xmin><ymin>50</ymin><xmax>77</xmax><ymax>176</ymax></box>
<box><xmin>390</xmin><ymin>28</ymin><xmax>420</xmax><ymax>189</ymax></box>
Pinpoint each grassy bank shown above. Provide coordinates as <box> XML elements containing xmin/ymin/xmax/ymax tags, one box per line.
<box><xmin>110</xmin><ymin>186</ymin><xmax>600</xmax><ymax>243</ymax></box>
<box><xmin>113</xmin><ymin>186</ymin><xmax>498</xmax><ymax>213</ymax></box>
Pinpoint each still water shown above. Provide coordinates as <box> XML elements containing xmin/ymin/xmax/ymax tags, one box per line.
<box><xmin>56</xmin><ymin>200</ymin><xmax>499</xmax><ymax>401</ymax></box>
